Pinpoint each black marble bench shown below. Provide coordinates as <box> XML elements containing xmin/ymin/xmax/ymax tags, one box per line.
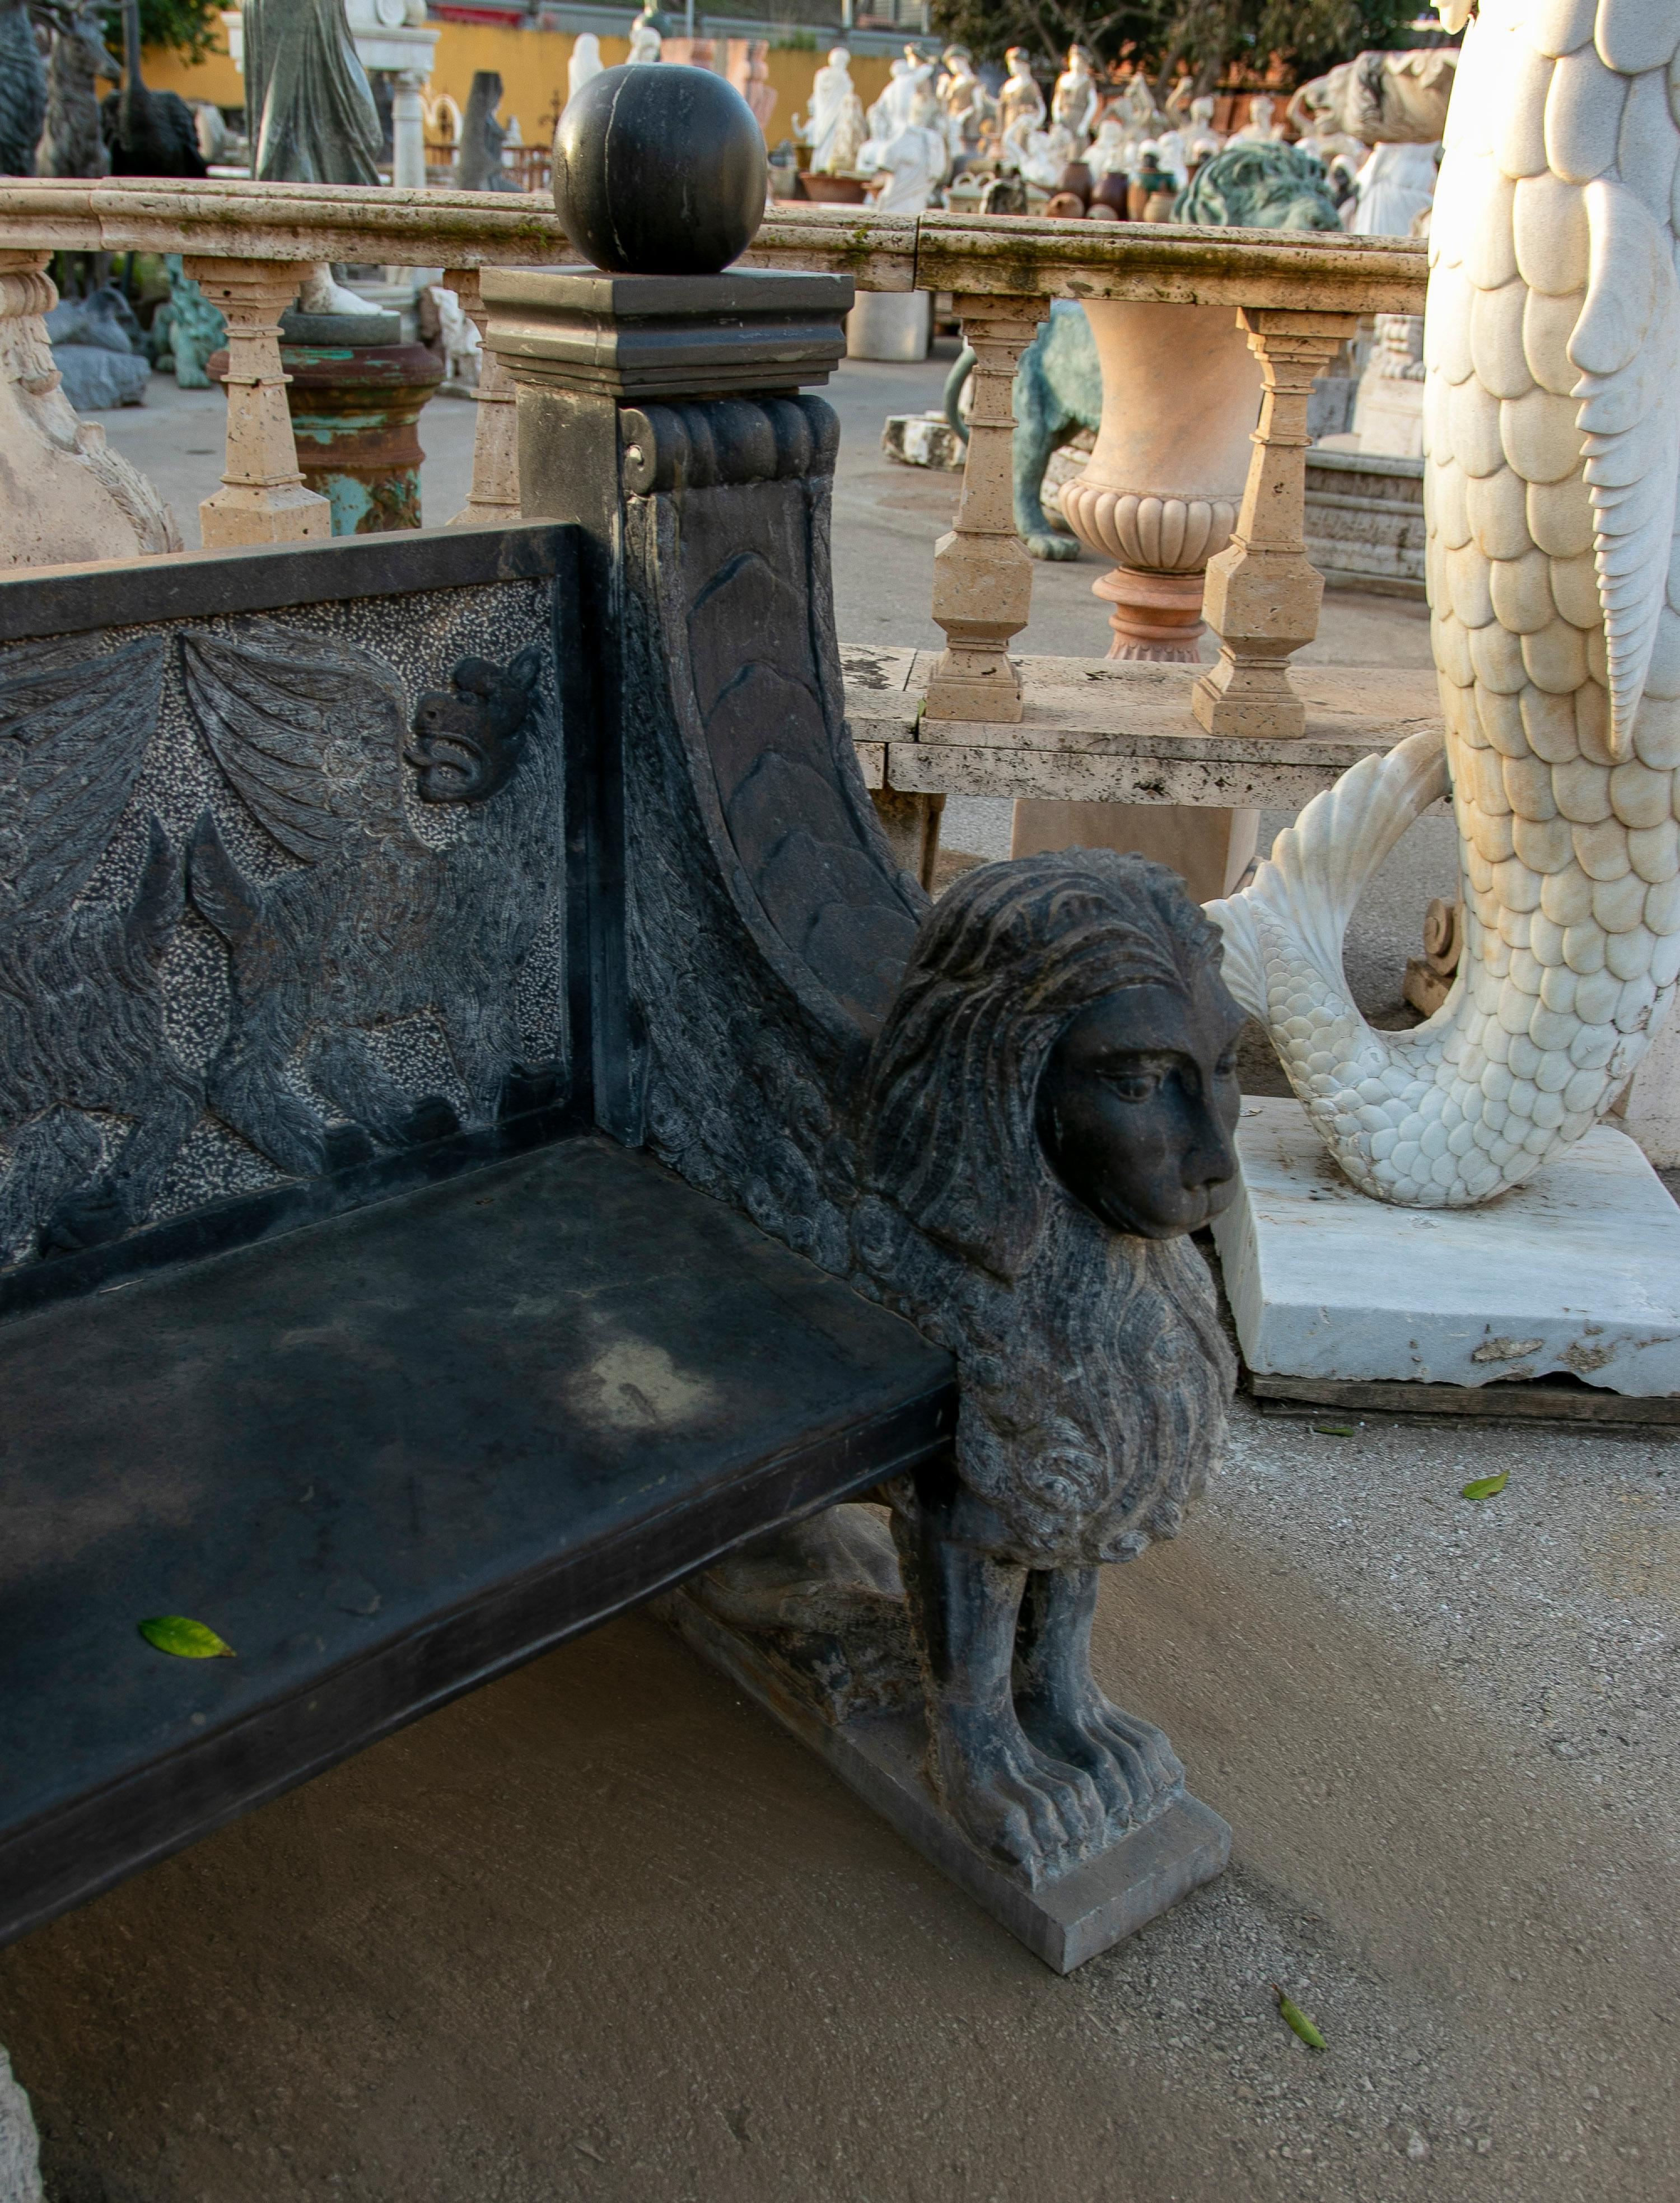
<box><xmin>0</xmin><ymin>1135</ymin><xmax>954</xmax><ymax>1949</ymax></box>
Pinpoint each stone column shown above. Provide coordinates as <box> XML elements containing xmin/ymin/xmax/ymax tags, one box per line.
<box><xmin>1192</xmin><ymin>307</ymin><xmax>1354</xmax><ymax>740</ymax></box>
<box><xmin>391</xmin><ymin>67</ymin><xmax>429</xmax><ymax>191</ymax></box>
<box><xmin>923</xmin><ymin>294</ymin><xmax>1047</xmax><ymax>725</ymax></box>
<box><xmin>442</xmin><ymin>266</ymin><xmax>520</xmax><ymax>525</ymax></box>
<box><xmin>185</xmin><ymin>258</ymin><xmax>330</xmax><ymax>548</ymax></box>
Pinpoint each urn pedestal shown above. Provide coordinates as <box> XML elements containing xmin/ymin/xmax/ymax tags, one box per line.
<box><xmin>209</xmin><ymin>311</ymin><xmax>445</xmax><ymax>535</ymax></box>
<box><xmin>1022</xmin><ymin>300</ymin><xmax>1263</xmax><ymax>903</ymax></box>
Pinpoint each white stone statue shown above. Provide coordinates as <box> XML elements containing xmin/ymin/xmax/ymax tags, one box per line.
<box><xmin>799</xmin><ymin>46</ymin><xmax>853</xmax><ymax>165</ymax></box>
<box><xmin>935</xmin><ymin>43</ymin><xmax>989</xmax><ymax>155</ymax></box>
<box><xmin>1115</xmin><ymin>73</ymin><xmax>1158</xmax><ymax>136</ymax></box>
<box><xmin>1014</xmin><ymin>124</ymin><xmax>1073</xmax><ymax>190</ymax></box>
<box><xmin>864</xmin><ymin>54</ymin><xmax>912</xmax><ymax>145</ymax></box>
<box><xmin>426</xmin><ymin>281</ymin><xmax>481</xmax><ymax>386</ymax></box>
<box><xmin>567</xmin><ymin>31</ymin><xmax>602</xmax><ymax>109</ymax></box>
<box><xmin>868</xmin><ymin>92</ymin><xmax>948</xmax><ymax>216</ymax></box>
<box><xmin>0</xmin><ymin>259</ymin><xmax>180</xmax><ymax>568</ymax></box>
<box><xmin>823</xmin><ymin>88</ymin><xmax>867</xmax><ymax>176</ymax></box>
<box><xmin>627</xmin><ymin>13</ymin><xmax>661</xmax><ymax>64</ymax></box>
<box><xmin>1050</xmin><ymin>44</ymin><xmax>1098</xmax><ymax>151</ymax></box>
<box><xmin>1153</xmin><ymin>126</ymin><xmax>1188</xmax><ymax>188</ymax></box>
<box><xmin>1208</xmin><ymin>0</ymin><xmax>1680</xmax><ymax>1208</ymax></box>
<box><xmin>1349</xmin><ymin>137</ymin><xmax>1439</xmax><ymax>236</ymax></box>
<box><xmin>1186</xmin><ymin>92</ymin><xmax>1222</xmax><ymax>168</ymax></box>
<box><xmin>1231</xmin><ymin>91</ymin><xmax>1280</xmax><ymax>143</ymax></box>
<box><xmin>1088</xmin><ymin>117</ymin><xmax>1126</xmax><ymax>176</ymax></box>
<box><xmin>997</xmin><ymin>45</ymin><xmax>1044</xmax><ymax>140</ymax></box>
<box><xmin>1289</xmin><ymin>46</ymin><xmax>1457</xmax><ymax>147</ymax></box>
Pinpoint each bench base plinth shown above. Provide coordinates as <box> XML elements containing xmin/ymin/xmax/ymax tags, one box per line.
<box><xmin>664</xmin><ymin>1593</ymin><xmax>1230</xmax><ymax>1975</ymax></box>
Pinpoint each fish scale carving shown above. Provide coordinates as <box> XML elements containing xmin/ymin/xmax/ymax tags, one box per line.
<box><xmin>1208</xmin><ymin>0</ymin><xmax>1680</xmax><ymax>1205</ymax></box>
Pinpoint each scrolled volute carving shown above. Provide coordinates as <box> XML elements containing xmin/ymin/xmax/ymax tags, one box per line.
<box><xmin>620</xmin><ymin>393</ymin><xmax>838</xmax><ymax>497</ymax></box>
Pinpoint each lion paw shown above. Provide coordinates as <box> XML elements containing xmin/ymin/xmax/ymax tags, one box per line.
<box><xmin>930</xmin><ymin>1706</ymin><xmax>1107</xmax><ymax>1878</ymax></box>
<box><xmin>1024</xmin><ymin>531</ymin><xmax>1082</xmax><ymax>562</ymax></box>
<box><xmin>1017</xmin><ymin>1686</ymin><xmax>1184</xmax><ymax>1828</ymax></box>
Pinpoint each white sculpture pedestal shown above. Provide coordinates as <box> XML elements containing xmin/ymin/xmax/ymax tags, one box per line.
<box><xmin>1213</xmin><ymin>1098</ymin><xmax>1680</xmax><ymax>1398</ymax></box>
<box><xmin>846</xmin><ymin>290</ymin><xmax>931</xmax><ymax>363</ymax></box>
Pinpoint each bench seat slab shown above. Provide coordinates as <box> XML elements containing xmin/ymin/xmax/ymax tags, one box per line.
<box><xmin>0</xmin><ymin>1136</ymin><xmax>954</xmax><ymax>1948</ymax></box>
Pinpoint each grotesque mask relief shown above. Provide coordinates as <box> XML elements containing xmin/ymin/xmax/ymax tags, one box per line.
<box><xmin>676</xmin><ymin>851</ymin><xmax>1243</xmax><ymax>1889</ymax></box>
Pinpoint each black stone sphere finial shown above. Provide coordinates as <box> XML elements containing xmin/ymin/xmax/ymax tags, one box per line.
<box><xmin>552</xmin><ymin>64</ymin><xmax>768</xmax><ymax>277</ymax></box>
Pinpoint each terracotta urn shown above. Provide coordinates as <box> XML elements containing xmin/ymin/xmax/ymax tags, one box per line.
<box><xmin>1015</xmin><ymin>299</ymin><xmax>1265</xmax><ymax>901</ymax></box>
<box><xmin>1056</xmin><ymin>300</ymin><xmax>1258</xmax><ymax>660</ymax></box>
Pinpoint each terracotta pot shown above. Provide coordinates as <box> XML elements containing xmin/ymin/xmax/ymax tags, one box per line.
<box><xmin>1086</xmin><ymin>202</ymin><xmax>1119</xmax><ymax>220</ymax></box>
<box><xmin>799</xmin><ymin>171</ymin><xmax>866</xmax><ymax>204</ymax></box>
<box><xmin>1090</xmin><ymin>170</ymin><xmax>1128</xmax><ymax>214</ymax></box>
<box><xmin>1056</xmin><ymin>161</ymin><xmax>1093</xmax><ymax>201</ymax></box>
<box><xmin>1044</xmin><ymin>190</ymin><xmax>1086</xmax><ymax>220</ymax></box>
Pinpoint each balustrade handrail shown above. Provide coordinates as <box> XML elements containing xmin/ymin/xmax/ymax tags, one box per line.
<box><xmin>0</xmin><ymin>178</ymin><xmax>1427</xmax><ymax>311</ymax></box>
<box><xmin>0</xmin><ymin>177</ymin><xmax>1429</xmax><ymax>745</ymax></box>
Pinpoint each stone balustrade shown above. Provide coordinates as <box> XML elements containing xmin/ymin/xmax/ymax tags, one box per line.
<box><xmin>0</xmin><ymin>180</ymin><xmax>1425</xmax><ymax>740</ymax></box>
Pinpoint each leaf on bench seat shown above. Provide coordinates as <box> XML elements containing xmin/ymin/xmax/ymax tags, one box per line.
<box><xmin>138</xmin><ymin>1616</ymin><xmax>235</xmax><ymax>1660</ymax></box>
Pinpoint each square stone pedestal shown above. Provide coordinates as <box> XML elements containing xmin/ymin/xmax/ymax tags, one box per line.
<box><xmin>664</xmin><ymin>1596</ymin><xmax>1230</xmax><ymax>1974</ymax></box>
<box><xmin>1212</xmin><ymin>1097</ymin><xmax>1680</xmax><ymax>1397</ymax></box>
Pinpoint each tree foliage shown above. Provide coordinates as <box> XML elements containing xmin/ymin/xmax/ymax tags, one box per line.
<box><xmin>930</xmin><ymin>0</ymin><xmax>1418</xmax><ymax>85</ymax></box>
<box><xmin>101</xmin><ymin>0</ymin><xmax>222</xmax><ymax>66</ymax></box>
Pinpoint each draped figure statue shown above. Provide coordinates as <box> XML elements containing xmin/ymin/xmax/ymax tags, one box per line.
<box><xmin>243</xmin><ymin>0</ymin><xmax>382</xmax><ymax>186</ymax></box>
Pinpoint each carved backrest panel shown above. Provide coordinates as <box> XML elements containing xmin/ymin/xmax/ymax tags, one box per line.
<box><xmin>0</xmin><ymin>532</ymin><xmax>571</xmax><ymax>1314</ymax></box>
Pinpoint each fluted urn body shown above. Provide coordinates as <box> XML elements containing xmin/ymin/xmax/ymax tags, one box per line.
<box><xmin>1058</xmin><ymin>301</ymin><xmax>1260</xmax><ymax>660</ymax></box>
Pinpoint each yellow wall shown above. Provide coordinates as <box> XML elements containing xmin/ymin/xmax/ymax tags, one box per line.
<box><xmin>142</xmin><ymin>23</ymin><xmax>892</xmax><ymax>156</ymax></box>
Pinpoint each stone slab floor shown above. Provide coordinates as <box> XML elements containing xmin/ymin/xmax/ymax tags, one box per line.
<box><xmin>5</xmin><ymin>350</ymin><xmax>1667</xmax><ymax>2203</ymax></box>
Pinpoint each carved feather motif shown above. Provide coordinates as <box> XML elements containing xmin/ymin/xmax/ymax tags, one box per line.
<box><xmin>181</xmin><ymin>620</ymin><xmax>561</xmax><ymax>1180</ymax></box>
<box><xmin>0</xmin><ymin>635</ymin><xmax>198</xmax><ymax>1262</ymax></box>
<box><xmin>0</xmin><ymin>635</ymin><xmax>165</xmax><ymax>922</ymax></box>
<box><xmin>181</xmin><ymin>620</ymin><xmax>416</xmax><ymax>862</ymax></box>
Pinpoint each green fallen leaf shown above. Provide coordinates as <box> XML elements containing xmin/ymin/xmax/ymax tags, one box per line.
<box><xmin>1313</xmin><ymin>1423</ymin><xmax>1357</xmax><ymax>1437</ymax></box>
<box><xmin>1272</xmin><ymin>1982</ymin><xmax>1326</xmax><ymax>2050</ymax></box>
<box><xmin>138</xmin><ymin>1615</ymin><xmax>235</xmax><ymax>1660</ymax></box>
<box><xmin>1460</xmin><ymin>1469</ymin><xmax>1509</xmax><ymax>1502</ymax></box>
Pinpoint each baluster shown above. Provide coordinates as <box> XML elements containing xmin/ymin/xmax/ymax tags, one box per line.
<box><xmin>923</xmin><ymin>293</ymin><xmax>1047</xmax><ymax>724</ymax></box>
<box><xmin>1191</xmin><ymin>307</ymin><xmax>1356</xmax><ymax>740</ymax></box>
<box><xmin>443</xmin><ymin>265</ymin><xmax>520</xmax><ymax>526</ymax></box>
<box><xmin>186</xmin><ymin>257</ymin><xmax>330</xmax><ymax>548</ymax></box>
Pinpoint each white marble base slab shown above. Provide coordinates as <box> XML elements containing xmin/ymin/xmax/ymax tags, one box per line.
<box><xmin>1212</xmin><ymin>1098</ymin><xmax>1680</xmax><ymax>1397</ymax></box>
